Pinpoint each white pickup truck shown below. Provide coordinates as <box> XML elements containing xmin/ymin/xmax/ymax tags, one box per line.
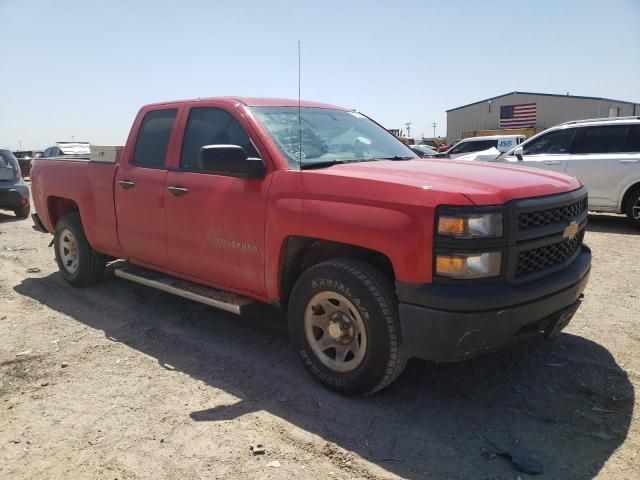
<box><xmin>494</xmin><ymin>117</ymin><xmax>640</xmax><ymax>228</ymax></box>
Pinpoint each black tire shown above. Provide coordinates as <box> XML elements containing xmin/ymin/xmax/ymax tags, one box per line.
<box><xmin>14</xmin><ymin>204</ymin><xmax>30</xmax><ymax>219</ymax></box>
<box><xmin>624</xmin><ymin>187</ymin><xmax>640</xmax><ymax>229</ymax></box>
<box><xmin>288</xmin><ymin>258</ymin><xmax>408</xmax><ymax>395</ymax></box>
<box><xmin>54</xmin><ymin>213</ymin><xmax>106</xmax><ymax>286</ymax></box>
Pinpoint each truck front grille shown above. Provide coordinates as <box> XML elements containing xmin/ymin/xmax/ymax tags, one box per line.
<box><xmin>518</xmin><ymin>197</ymin><xmax>588</xmax><ymax>231</ymax></box>
<box><xmin>515</xmin><ymin>231</ymin><xmax>584</xmax><ymax>278</ymax></box>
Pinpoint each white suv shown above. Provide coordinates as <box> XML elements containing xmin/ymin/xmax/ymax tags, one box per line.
<box><xmin>496</xmin><ymin>117</ymin><xmax>640</xmax><ymax>228</ymax></box>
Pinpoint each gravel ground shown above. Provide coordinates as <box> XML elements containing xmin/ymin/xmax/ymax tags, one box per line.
<box><xmin>0</xmin><ymin>199</ymin><xmax>638</xmax><ymax>479</ymax></box>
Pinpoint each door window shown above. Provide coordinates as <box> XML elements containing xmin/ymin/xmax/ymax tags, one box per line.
<box><xmin>572</xmin><ymin>125</ymin><xmax>629</xmax><ymax>154</ymax></box>
<box><xmin>522</xmin><ymin>128</ymin><xmax>576</xmax><ymax>155</ymax></box>
<box><xmin>132</xmin><ymin>109</ymin><xmax>178</xmax><ymax>168</ymax></box>
<box><xmin>180</xmin><ymin>107</ymin><xmax>260</xmax><ymax>170</ymax></box>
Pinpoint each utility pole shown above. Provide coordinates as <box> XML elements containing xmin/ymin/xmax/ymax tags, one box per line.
<box><xmin>404</xmin><ymin>122</ymin><xmax>412</xmax><ymax>138</ymax></box>
<box><xmin>431</xmin><ymin>122</ymin><xmax>437</xmax><ymax>139</ymax></box>
<box><xmin>18</xmin><ymin>140</ymin><xmax>23</xmax><ymax>151</ymax></box>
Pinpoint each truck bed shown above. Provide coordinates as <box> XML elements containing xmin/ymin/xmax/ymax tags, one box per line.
<box><xmin>30</xmin><ymin>158</ymin><xmax>122</xmax><ymax>257</ymax></box>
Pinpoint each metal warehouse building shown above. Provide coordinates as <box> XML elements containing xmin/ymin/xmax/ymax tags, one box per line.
<box><xmin>446</xmin><ymin>91</ymin><xmax>640</xmax><ymax>142</ymax></box>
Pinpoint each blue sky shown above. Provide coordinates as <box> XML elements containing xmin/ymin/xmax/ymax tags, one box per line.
<box><xmin>1</xmin><ymin>0</ymin><xmax>639</xmax><ymax>149</ymax></box>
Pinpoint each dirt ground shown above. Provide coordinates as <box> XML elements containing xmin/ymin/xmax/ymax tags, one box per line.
<box><xmin>1</xmin><ymin>197</ymin><xmax>638</xmax><ymax>479</ymax></box>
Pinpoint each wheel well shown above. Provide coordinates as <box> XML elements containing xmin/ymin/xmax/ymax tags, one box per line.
<box><xmin>47</xmin><ymin>197</ymin><xmax>79</xmax><ymax>227</ymax></box>
<box><xmin>622</xmin><ymin>182</ymin><xmax>640</xmax><ymax>212</ymax></box>
<box><xmin>279</xmin><ymin>237</ymin><xmax>395</xmax><ymax>307</ymax></box>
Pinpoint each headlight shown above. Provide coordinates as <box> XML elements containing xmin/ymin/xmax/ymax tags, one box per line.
<box><xmin>437</xmin><ymin>212</ymin><xmax>503</xmax><ymax>238</ymax></box>
<box><xmin>435</xmin><ymin>252</ymin><xmax>502</xmax><ymax>279</ymax></box>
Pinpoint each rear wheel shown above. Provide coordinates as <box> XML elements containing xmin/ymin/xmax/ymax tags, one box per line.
<box><xmin>624</xmin><ymin>187</ymin><xmax>640</xmax><ymax>229</ymax></box>
<box><xmin>13</xmin><ymin>204</ymin><xmax>30</xmax><ymax>219</ymax></box>
<box><xmin>54</xmin><ymin>213</ymin><xmax>106</xmax><ymax>286</ymax></box>
<box><xmin>288</xmin><ymin>258</ymin><xmax>407</xmax><ymax>395</ymax></box>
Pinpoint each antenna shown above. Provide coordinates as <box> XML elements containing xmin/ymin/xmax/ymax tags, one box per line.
<box><xmin>298</xmin><ymin>40</ymin><xmax>302</xmax><ymax>169</ymax></box>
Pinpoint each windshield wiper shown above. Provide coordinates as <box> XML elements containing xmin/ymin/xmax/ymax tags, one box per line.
<box><xmin>378</xmin><ymin>155</ymin><xmax>415</xmax><ymax>161</ymax></box>
<box><xmin>300</xmin><ymin>160</ymin><xmax>347</xmax><ymax>170</ymax></box>
<box><xmin>300</xmin><ymin>158</ymin><xmax>381</xmax><ymax>170</ymax></box>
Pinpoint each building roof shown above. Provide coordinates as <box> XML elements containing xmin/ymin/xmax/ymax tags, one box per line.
<box><xmin>446</xmin><ymin>91</ymin><xmax>640</xmax><ymax>113</ymax></box>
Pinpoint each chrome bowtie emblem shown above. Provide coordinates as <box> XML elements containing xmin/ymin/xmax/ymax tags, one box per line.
<box><xmin>563</xmin><ymin>221</ymin><xmax>579</xmax><ymax>240</ymax></box>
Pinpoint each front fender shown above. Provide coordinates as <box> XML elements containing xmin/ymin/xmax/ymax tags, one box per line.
<box><xmin>264</xmin><ymin>197</ymin><xmax>435</xmax><ymax>300</ymax></box>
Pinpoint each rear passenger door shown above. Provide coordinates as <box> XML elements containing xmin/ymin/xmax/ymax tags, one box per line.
<box><xmin>566</xmin><ymin>124</ymin><xmax>635</xmax><ymax>209</ymax></box>
<box><xmin>115</xmin><ymin>108</ymin><xmax>178</xmax><ymax>267</ymax></box>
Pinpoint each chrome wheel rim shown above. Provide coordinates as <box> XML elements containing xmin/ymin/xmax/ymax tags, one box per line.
<box><xmin>58</xmin><ymin>228</ymin><xmax>79</xmax><ymax>274</ymax></box>
<box><xmin>304</xmin><ymin>291</ymin><xmax>367</xmax><ymax>373</ymax></box>
<box><xmin>633</xmin><ymin>196</ymin><xmax>640</xmax><ymax>220</ymax></box>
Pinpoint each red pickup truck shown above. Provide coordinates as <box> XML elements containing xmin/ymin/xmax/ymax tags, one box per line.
<box><xmin>30</xmin><ymin>97</ymin><xmax>591</xmax><ymax>394</ymax></box>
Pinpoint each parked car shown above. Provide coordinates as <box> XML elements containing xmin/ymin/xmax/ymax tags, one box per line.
<box><xmin>435</xmin><ymin>135</ymin><xmax>526</xmax><ymax>159</ymax></box>
<box><xmin>30</xmin><ymin>97</ymin><xmax>590</xmax><ymax>394</ymax></box>
<box><xmin>13</xmin><ymin>150</ymin><xmax>37</xmax><ymax>177</ymax></box>
<box><xmin>410</xmin><ymin>144</ymin><xmax>438</xmax><ymax>157</ymax></box>
<box><xmin>438</xmin><ymin>139</ymin><xmax>460</xmax><ymax>152</ymax></box>
<box><xmin>496</xmin><ymin>117</ymin><xmax>640</xmax><ymax>228</ymax></box>
<box><xmin>0</xmin><ymin>149</ymin><xmax>30</xmax><ymax>218</ymax></box>
<box><xmin>41</xmin><ymin>142</ymin><xmax>91</xmax><ymax>158</ymax></box>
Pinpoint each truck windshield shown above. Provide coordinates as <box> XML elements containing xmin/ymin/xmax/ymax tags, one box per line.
<box><xmin>251</xmin><ymin>107</ymin><xmax>418</xmax><ymax>168</ymax></box>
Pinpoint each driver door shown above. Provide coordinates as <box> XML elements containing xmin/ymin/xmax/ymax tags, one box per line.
<box><xmin>164</xmin><ymin>105</ymin><xmax>271</xmax><ymax>296</ymax></box>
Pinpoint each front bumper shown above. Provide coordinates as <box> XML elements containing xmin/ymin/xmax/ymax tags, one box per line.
<box><xmin>0</xmin><ymin>184</ymin><xmax>29</xmax><ymax>209</ymax></box>
<box><xmin>397</xmin><ymin>245</ymin><xmax>591</xmax><ymax>362</ymax></box>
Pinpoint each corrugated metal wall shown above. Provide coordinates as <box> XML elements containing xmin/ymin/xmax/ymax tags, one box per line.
<box><xmin>446</xmin><ymin>93</ymin><xmax>640</xmax><ymax>142</ymax></box>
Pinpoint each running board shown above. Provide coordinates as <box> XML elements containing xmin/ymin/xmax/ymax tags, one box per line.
<box><xmin>113</xmin><ymin>263</ymin><xmax>256</xmax><ymax>315</ymax></box>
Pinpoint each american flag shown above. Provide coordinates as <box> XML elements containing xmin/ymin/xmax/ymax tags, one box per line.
<box><xmin>499</xmin><ymin>103</ymin><xmax>536</xmax><ymax>128</ymax></box>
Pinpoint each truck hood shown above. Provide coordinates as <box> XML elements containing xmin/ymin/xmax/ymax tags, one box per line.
<box><xmin>303</xmin><ymin>159</ymin><xmax>581</xmax><ymax>205</ymax></box>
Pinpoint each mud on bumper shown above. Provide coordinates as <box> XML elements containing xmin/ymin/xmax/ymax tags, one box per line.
<box><xmin>396</xmin><ymin>245</ymin><xmax>591</xmax><ymax>363</ymax></box>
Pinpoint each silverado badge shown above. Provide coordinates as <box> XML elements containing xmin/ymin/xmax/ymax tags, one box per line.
<box><xmin>563</xmin><ymin>221</ymin><xmax>579</xmax><ymax>240</ymax></box>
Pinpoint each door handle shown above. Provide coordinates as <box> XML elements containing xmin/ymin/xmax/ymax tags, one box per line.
<box><xmin>118</xmin><ymin>180</ymin><xmax>135</xmax><ymax>189</ymax></box>
<box><xmin>167</xmin><ymin>186</ymin><xmax>189</xmax><ymax>196</ymax></box>
<box><xmin>620</xmin><ymin>159</ymin><xmax>639</xmax><ymax>164</ymax></box>
<box><xmin>544</xmin><ymin>161</ymin><xmax>561</xmax><ymax>165</ymax></box>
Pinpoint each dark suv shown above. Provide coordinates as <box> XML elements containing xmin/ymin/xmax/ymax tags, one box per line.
<box><xmin>0</xmin><ymin>149</ymin><xmax>30</xmax><ymax>218</ymax></box>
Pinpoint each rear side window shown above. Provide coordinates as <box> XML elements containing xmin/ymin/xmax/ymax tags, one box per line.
<box><xmin>0</xmin><ymin>151</ymin><xmax>16</xmax><ymax>169</ymax></box>
<box><xmin>573</xmin><ymin>125</ymin><xmax>629</xmax><ymax>154</ymax></box>
<box><xmin>132</xmin><ymin>109</ymin><xmax>178</xmax><ymax>168</ymax></box>
<box><xmin>180</xmin><ymin>107</ymin><xmax>260</xmax><ymax>170</ymax></box>
<box><xmin>0</xmin><ymin>151</ymin><xmax>18</xmax><ymax>181</ymax></box>
<box><xmin>0</xmin><ymin>152</ymin><xmax>9</xmax><ymax>167</ymax></box>
<box><xmin>523</xmin><ymin>128</ymin><xmax>576</xmax><ymax>155</ymax></box>
<box><xmin>623</xmin><ymin>125</ymin><xmax>640</xmax><ymax>153</ymax></box>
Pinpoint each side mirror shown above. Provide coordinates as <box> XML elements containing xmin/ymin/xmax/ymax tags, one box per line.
<box><xmin>198</xmin><ymin>145</ymin><xmax>266</xmax><ymax>179</ymax></box>
<box><xmin>514</xmin><ymin>146</ymin><xmax>524</xmax><ymax>161</ymax></box>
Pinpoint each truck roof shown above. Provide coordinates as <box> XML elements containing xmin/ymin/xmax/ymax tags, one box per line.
<box><xmin>143</xmin><ymin>97</ymin><xmax>349</xmax><ymax>110</ymax></box>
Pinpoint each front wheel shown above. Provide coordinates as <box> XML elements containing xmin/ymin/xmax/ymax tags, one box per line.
<box><xmin>54</xmin><ymin>213</ymin><xmax>106</xmax><ymax>286</ymax></box>
<box><xmin>288</xmin><ymin>258</ymin><xmax>407</xmax><ymax>395</ymax></box>
<box><xmin>625</xmin><ymin>187</ymin><xmax>640</xmax><ymax>229</ymax></box>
